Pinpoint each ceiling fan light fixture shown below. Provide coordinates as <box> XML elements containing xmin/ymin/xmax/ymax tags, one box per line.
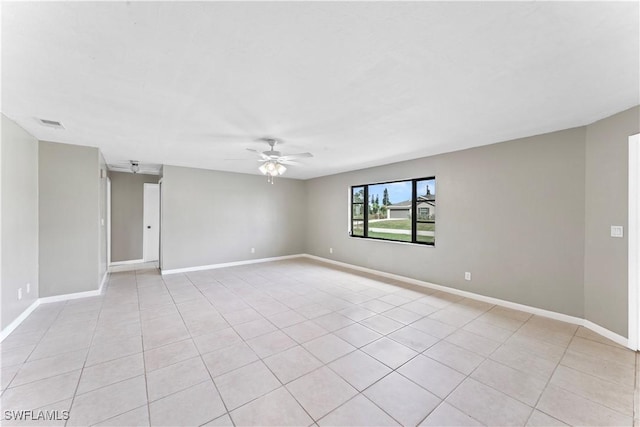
<box><xmin>266</xmin><ymin>161</ymin><xmax>278</xmax><ymax>174</ymax></box>
<box><xmin>259</xmin><ymin>160</ymin><xmax>283</xmax><ymax>175</ymax></box>
<box><xmin>259</xmin><ymin>160</ymin><xmax>286</xmax><ymax>183</ymax></box>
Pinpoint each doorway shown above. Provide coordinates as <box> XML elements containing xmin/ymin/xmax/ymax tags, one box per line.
<box><xmin>629</xmin><ymin>133</ymin><xmax>639</xmax><ymax>350</ymax></box>
<box><xmin>143</xmin><ymin>183</ymin><xmax>160</xmax><ymax>262</ymax></box>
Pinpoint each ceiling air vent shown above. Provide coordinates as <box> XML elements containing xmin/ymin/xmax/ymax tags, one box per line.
<box><xmin>37</xmin><ymin>118</ymin><xmax>65</xmax><ymax>129</ymax></box>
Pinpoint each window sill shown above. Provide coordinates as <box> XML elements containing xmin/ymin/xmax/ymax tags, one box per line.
<box><xmin>348</xmin><ymin>236</ymin><xmax>434</xmax><ymax>248</ymax></box>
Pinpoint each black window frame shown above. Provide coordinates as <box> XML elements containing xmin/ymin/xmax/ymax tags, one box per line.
<box><xmin>350</xmin><ymin>186</ymin><xmax>367</xmax><ymax>237</ymax></box>
<box><xmin>349</xmin><ymin>176</ymin><xmax>435</xmax><ymax>246</ymax></box>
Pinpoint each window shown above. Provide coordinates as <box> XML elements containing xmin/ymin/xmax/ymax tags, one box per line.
<box><xmin>349</xmin><ymin>177</ymin><xmax>435</xmax><ymax>245</ymax></box>
<box><xmin>351</xmin><ymin>187</ymin><xmax>365</xmax><ymax>237</ymax></box>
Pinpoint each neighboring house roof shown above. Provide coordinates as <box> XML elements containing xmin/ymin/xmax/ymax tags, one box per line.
<box><xmin>388</xmin><ymin>196</ymin><xmax>436</xmax><ymax>209</ymax></box>
<box><xmin>388</xmin><ymin>200</ymin><xmax>411</xmax><ymax>209</ymax></box>
<box><xmin>418</xmin><ymin>195</ymin><xmax>436</xmax><ymax>207</ymax></box>
<box><xmin>418</xmin><ymin>194</ymin><xmax>436</xmax><ymax>202</ymax></box>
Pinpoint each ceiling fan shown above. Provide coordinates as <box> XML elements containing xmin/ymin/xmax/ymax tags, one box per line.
<box><xmin>246</xmin><ymin>138</ymin><xmax>313</xmax><ymax>184</ymax></box>
<box><xmin>108</xmin><ymin>160</ymin><xmax>161</xmax><ymax>175</ymax></box>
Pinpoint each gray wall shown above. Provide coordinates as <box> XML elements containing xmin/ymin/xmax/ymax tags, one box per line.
<box><xmin>306</xmin><ymin>127</ymin><xmax>587</xmax><ymax>318</ymax></box>
<box><xmin>1</xmin><ymin>116</ymin><xmax>39</xmax><ymax>329</ymax></box>
<box><xmin>161</xmin><ymin>165</ymin><xmax>306</xmax><ymax>271</ymax></box>
<box><xmin>109</xmin><ymin>172</ymin><xmax>159</xmax><ymax>262</ymax></box>
<box><xmin>39</xmin><ymin>141</ymin><xmax>101</xmax><ymax>297</ymax></box>
<box><xmin>584</xmin><ymin>106</ymin><xmax>640</xmax><ymax>336</ymax></box>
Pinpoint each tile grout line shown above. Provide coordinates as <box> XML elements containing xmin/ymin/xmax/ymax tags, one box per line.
<box><xmin>79</xmin><ymin>271</ymin><xmax>153</xmax><ymax>425</ymax></box>
<box><xmin>186</xmin><ymin>269</ymin><xmax>397</xmax><ymax>424</ymax></box>
<box><xmin>525</xmin><ymin>322</ymin><xmax>579</xmax><ymax>426</ymax></box>
<box><xmin>319</xmin><ymin>301</ymin><xmax>500</xmax><ymax>426</ymax></box>
<box><xmin>6</xmin><ymin>302</ymin><xmax>140</xmax><ymax>416</ymax></box>
<box><xmin>66</xmin><ymin>286</ymin><xmax>107</xmax><ymax>426</ymax></box>
<box><xmin>198</xmin><ymin>279</ymin><xmax>496</xmax><ymax>424</ymax></box>
<box><xmin>312</xmin><ymin>304</ymin><xmax>473</xmax><ymax>425</ymax></box>
<box><xmin>178</xmin><ymin>271</ymin><xmax>236</xmax><ymax>427</ymax></box>
<box><xmin>413</xmin><ymin>304</ymin><xmax>513</xmax><ymax>426</ymax></box>
<box><xmin>1</xmin><ymin>303</ymin><xmax>72</xmax><ymax>416</ymax></box>
<box><xmin>4</xmin><ymin>301</ymin><xmax>68</xmax><ymax>391</ymax></box>
<box><xmin>557</xmin><ymin>360</ymin><xmax>636</xmax><ymax>388</ymax></box>
<box><xmin>190</xmin><ymin>268</ymin><xmax>320</xmax><ymax>425</ymax></box>
<box><xmin>254</xmin><ymin>355</ymin><xmax>318</xmax><ymax>425</ymax></box>
<box><xmin>483</xmin><ymin>312</ymin><xmax>541</xmax><ymax>425</ymax></box>
<box><xmin>537</xmin><ymin>336</ymin><xmax>635</xmax><ymax>420</ymax></box>
<box><xmin>412</xmin><ymin>307</ymin><xmax>564</xmax><ymax>425</ymax></box>
<box><xmin>135</xmin><ymin>266</ymin><xmax>154</xmax><ymax>427</ymax></box>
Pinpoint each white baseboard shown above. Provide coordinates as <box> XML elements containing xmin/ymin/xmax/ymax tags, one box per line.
<box><xmin>302</xmin><ymin>254</ymin><xmax>630</xmax><ymax>349</ymax></box>
<box><xmin>39</xmin><ymin>272</ymin><xmax>108</xmax><ymax>304</ymax></box>
<box><xmin>109</xmin><ymin>259</ymin><xmax>144</xmax><ymax>266</ymax></box>
<box><xmin>39</xmin><ymin>287</ymin><xmax>103</xmax><ymax>304</ymax></box>
<box><xmin>1</xmin><ymin>274</ymin><xmax>110</xmax><ymax>342</ymax></box>
<box><xmin>583</xmin><ymin>320</ymin><xmax>628</xmax><ymax>349</ymax></box>
<box><xmin>0</xmin><ymin>300</ymin><xmax>40</xmax><ymax>342</ymax></box>
<box><xmin>161</xmin><ymin>254</ymin><xmax>304</xmax><ymax>275</ymax></box>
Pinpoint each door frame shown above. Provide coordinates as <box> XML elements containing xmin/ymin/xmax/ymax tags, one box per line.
<box><xmin>158</xmin><ymin>178</ymin><xmax>163</xmax><ymax>270</ymax></box>
<box><xmin>107</xmin><ymin>177</ymin><xmax>111</xmax><ymax>266</ymax></box>
<box><xmin>628</xmin><ymin>133</ymin><xmax>639</xmax><ymax>350</ymax></box>
<box><xmin>142</xmin><ymin>183</ymin><xmax>160</xmax><ymax>262</ymax></box>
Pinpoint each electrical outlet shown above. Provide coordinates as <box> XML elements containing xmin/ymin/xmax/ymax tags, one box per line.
<box><xmin>17</xmin><ymin>288</ymin><xmax>22</xmax><ymax>300</ymax></box>
<box><xmin>329</xmin><ymin>248</ymin><xmax>333</xmax><ymax>254</ymax></box>
<box><xmin>26</xmin><ymin>283</ymin><xmax>30</xmax><ymax>293</ymax></box>
<box><xmin>611</xmin><ymin>226</ymin><xmax>624</xmax><ymax>238</ymax></box>
<box><xmin>465</xmin><ymin>272</ymin><xmax>471</xmax><ymax>281</ymax></box>
<box><xmin>251</xmin><ymin>248</ymin><xmax>255</xmax><ymax>254</ymax></box>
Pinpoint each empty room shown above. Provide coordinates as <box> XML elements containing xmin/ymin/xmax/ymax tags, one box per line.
<box><xmin>1</xmin><ymin>1</ymin><xmax>639</xmax><ymax>426</ymax></box>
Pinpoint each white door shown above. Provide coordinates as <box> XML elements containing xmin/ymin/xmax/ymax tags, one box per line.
<box><xmin>143</xmin><ymin>183</ymin><xmax>160</xmax><ymax>262</ymax></box>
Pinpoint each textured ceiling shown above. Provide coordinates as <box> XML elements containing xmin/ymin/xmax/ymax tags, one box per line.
<box><xmin>2</xmin><ymin>2</ymin><xmax>638</xmax><ymax>179</ymax></box>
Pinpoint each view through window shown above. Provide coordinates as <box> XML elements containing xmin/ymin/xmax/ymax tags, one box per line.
<box><xmin>350</xmin><ymin>177</ymin><xmax>435</xmax><ymax>245</ymax></box>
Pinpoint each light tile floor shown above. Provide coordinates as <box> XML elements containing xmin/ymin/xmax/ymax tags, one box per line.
<box><xmin>0</xmin><ymin>259</ymin><xmax>636</xmax><ymax>426</ymax></box>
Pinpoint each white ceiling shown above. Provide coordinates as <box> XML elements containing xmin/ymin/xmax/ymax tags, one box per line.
<box><xmin>2</xmin><ymin>2</ymin><xmax>638</xmax><ymax>179</ymax></box>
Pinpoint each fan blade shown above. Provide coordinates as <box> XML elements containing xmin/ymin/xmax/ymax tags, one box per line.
<box><xmin>247</xmin><ymin>148</ymin><xmax>270</xmax><ymax>160</ymax></box>
<box><xmin>279</xmin><ymin>160</ymin><xmax>299</xmax><ymax>165</ymax></box>
<box><xmin>279</xmin><ymin>152</ymin><xmax>313</xmax><ymax>161</ymax></box>
<box><xmin>108</xmin><ymin>163</ymin><xmax>134</xmax><ymax>169</ymax></box>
